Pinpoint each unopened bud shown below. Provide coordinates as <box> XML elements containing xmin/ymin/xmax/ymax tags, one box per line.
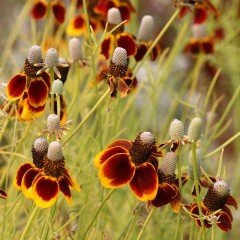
<box><xmin>107</xmin><ymin>7</ymin><xmax>122</xmax><ymax>25</ymax></box>
<box><xmin>69</xmin><ymin>38</ymin><xmax>82</xmax><ymax>61</ymax></box>
<box><xmin>188</xmin><ymin>117</ymin><xmax>203</xmax><ymax>141</ymax></box>
<box><xmin>51</xmin><ymin>79</ymin><xmax>64</xmax><ymax>94</ymax></box>
<box><xmin>47</xmin><ymin>141</ymin><xmax>63</xmax><ymax>161</ymax></box>
<box><xmin>169</xmin><ymin>119</ymin><xmax>184</xmax><ymax>140</ymax></box>
<box><xmin>137</xmin><ymin>15</ymin><xmax>154</xmax><ymax>42</ymax></box>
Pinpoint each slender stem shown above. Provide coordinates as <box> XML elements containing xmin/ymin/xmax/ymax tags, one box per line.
<box><xmin>174</xmin><ymin>213</ymin><xmax>182</xmax><ymax>240</ymax></box>
<box><xmin>56</xmin><ymin>94</ymin><xmax>61</xmax><ymax>117</ymax></box>
<box><xmin>123</xmin><ymin>215</ymin><xmax>136</xmax><ymax>240</ymax></box>
<box><xmin>19</xmin><ymin>205</ymin><xmax>39</xmax><ymax>240</ymax></box>
<box><xmin>63</xmin><ymin>88</ymin><xmax>110</xmax><ymax>147</ymax></box>
<box><xmin>49</xmin><ymin>70</ymin><xmax>55</xmax><ymax>114</ymax></box>
<box><xmin>136</xmin><ymin>207</ymin><xmax>155</xmax><ymax>240</ymax></box>
<box><xmin>82</xmin><ymin>189</ymin><xmax>115</xmax><ymax>240</ymax></box>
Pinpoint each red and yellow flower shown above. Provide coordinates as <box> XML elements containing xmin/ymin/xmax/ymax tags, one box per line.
<box><xmin>94</xmin><ymin>132</ymin><xmax>162</xmax><ymax>201</ymax></box>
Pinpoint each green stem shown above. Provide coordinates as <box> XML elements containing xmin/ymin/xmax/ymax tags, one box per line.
<box><xmin>19</xmin><ymin>206</ymin><xmax>39</xmax><ymax>240</ymax></box>
<box><xmin>136</xmin><ymin>207</ymin><xmax>155</xmax><ymax>240</ymax></box>
<box><xmin>63</xmin><ymin>88</ymin><xmax>110</xmax><ymax>147</ymax></box>
<box><xmin>56</xmin><ymin>94</ymin><xmax>61</xmax><ymax>117</ymax></box>
<box><xmin>49</xmin><ymin>70</ymin><xmax>55</xmax><ymax>114</ymax></box>
<box><xmin>82</xmin><ymin>189</ymin><xmax>115</xmax><ymax>240</ymax></box>
<box><xmin>123</xmin><ymin>215</ymin><xmax>136</xmax><ymax>240</ymax></box>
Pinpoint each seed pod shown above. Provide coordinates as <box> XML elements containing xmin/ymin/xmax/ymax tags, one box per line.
<box><xmin>112</xmin><ymin>47</ymin><xmax>128</xmax><ymax>66</ymax></box>
<box><xmin>187</xmin><ymin>117</ymin><xmax>203</xmax><ymax>141</ymax></box>
<box><xmin>28</xmin><ymin>45</ymin><xmax>43</xmax><ymax>64</ymax></box>
<box><xmin>107</xmin><ymin>7</ymin><xmax>122</xmax><ymax>25</ymax></box>
<box><xmin>159</xmin><ymin>151</ymin><xmax>177</xmax><ymax>176</ymax></box>
<box><xmin>69</xmin><ymin>38</ymin><xmax>82</xmax><ymax>61</ymax></box>
<box><xmin>47</xmin><ymin>141</ymin><xmax>64</xmax><ymax>161</ymax></box>
<box><xmin>137</xmin><ymin>15</ymin><xmax>154</xmax><ymax>42</ymax></box>
<box><xmin>45</xmin><ymin>48</ymin><xmax>59</xmax><ymax>68</ymax></box>
<box><xmin>188</xmin><ymin>149</ymin><xmax>203</xmax><ymax>180</ymax></box>
<box><xmin>47</xmin><ymin>114</ymin><xmax>61</xmax><ymax>131</ymax></box>
<box><xmin>52</xmin><ymin>79</ymin><xmax>64</xmax><ymax>95</ymax></box>
<box><xmin>169</xmin><ymin>119</ymin><xmax>184</xmax><ymax>141</ymax></box>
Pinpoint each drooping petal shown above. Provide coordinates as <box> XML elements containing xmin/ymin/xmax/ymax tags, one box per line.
<box><xmin>201</xmin><ymin>38</ymin><xmax>214</xmax><ymax>54</ymax></box>
<box><xmin>107</xmin><ymin>139</ymin><xmax>132</xmax><ymax>151</ymax></box>
<box><xmin>31</xmin><ymin>0</ymin><xmax>48</xmax><ymax>20</ymax></box>
<box><xmin>94</xmin><ymin>0</ymin><xmax>115</xmax><ymax>16</ymax></box>
<box><xmin>194</xmin><ymin>6</ymin><xmax>207</xmax><ymax>24</ymax></box>
<box><xmin>101</xmin><ymin>35</ymin><xmax>114</xmax><ymax>59</ymax></box>
<box><xmin>151</xmin><ymin>183</ymin><xmax>176</xmax><ymax>207</ymax></box>
<box><xmin>119</xmin><ymin>5</ymin><xmax>131</xmax><ymax>21</ymax></box>
<box><xmin>0</xmin><ymin>189</ymin><xmax>8</xmax><ymax>199</ymax></box>
<box><xmin>216</xmin><ymin>211</ymin><xmax>232</xmax><ymax>232</ymax></box>
<box><xmin>94</xmin><ymin>146</ymin><xmax>129</xmax><ymax>168</ymax></box>
<box><xmin>67</xmin><ymin>14</ymin><xmax>86</xmax><ymax>36</ymax></box>
<box><xmin>135</xmin><ymin>43</ymin><xmax>148</xmax><ymax>62</ymax></box>
<box><xmin>33</xmin><ymin>176</ymin><xmax>59</xmax><ymax>208</ymax></box>
<box><xmin>226</xmin><ymin>195</ymin><xmax>238</xmax><ymax>209</ymax></box>
<box><xmin>116</xmin><ymin>33</ymin><xmax>137</xmax><ymax>56</ymax></box>
<box><xmin>51</xmin><ymin>0</ymin><xmax>66</xmax><ymax>24</ymax></box>
<box><xmin>40</xmin><ymin>71</ymin><xmax>51</xmax><ymax>89</ymax></box>
<box><xmin>99</xmin><ymin>153</ymin><xmax>135</xmax><ymax>188</ymax></box>
<box><xmin>222</xmin><ymin>205</ymin><xmax>233</xmax><ymax>221</ymax></box>
<box><xmin>22</xmin><ymin>168</ymin><xmax>42</xmax><ymax>198</ymax></box>
<box><xmin>118</xmin><ymin>78</ymin><xmax>131</xmax><ymax>98</ymax></box>
<box><xmin>28</xmin><ymin>77</ymin><xmax>49</xmax><ymax>107</ymax></box>
<box><xmin>59</xmin><ymin>177</ymin><xmax>72</xmax><ymax>204</ymax></box>
<box><xmin>185</xmin><ymin>39</ymin><xmax>201</xmax><ymax>54</ymax></box>
<box><xmin>13</xmin><ymin>163</ymin><xmax>35</xmax><ymax>190</ymax></box>
<box><xmin>6</xmin><ymin>73</ymin><xmax>27</xmax><ymax>101</ymax></box>
<box><xmin>129</xmin><ymin>162</ymin><xmax>158</xmax><ymax>201</ymax></box>
<box><xmin>63</xmin><ymin>170</ymin><xmax>81</xmax><ymax>192</ymax></box>
<box><xmin>150</xmin><ymin>45</ymin><xmax>160</xmax><ymax>61</ymax></box>
<box><xmin>170</xmin><ymin>185</ymin><xmax>181</xmax><ymax>213</ymax></box>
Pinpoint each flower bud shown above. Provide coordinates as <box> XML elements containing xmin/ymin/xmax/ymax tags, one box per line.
<box><xmin>112</xmin><ymin>47</ymin><xmax>128</xmax><ymax>66</ymax></box>
<box><xmin>188</xmin><ymin>117</ymin><xmax>203</xmax><ymax>141</ymax></box>
<box><xmin>69</xmin><ymin>38</ymin><xmax>82</xmax><ymax>61</ymax></box>
<box><xmin>188</xmin><ymin>149</ymin><xmax>203</xmax><ymax>180</ymax></box>
<box><xmin>137</xmin><ymin>15</ymin><xmax>154</xmax><ymax>42</ymax></box>
<box><xmin>28</xmin><ymin>45</ymin><xmax>43</xmax><ymax>64</ymax></box>
<box><xmin>45</xmin><ymin>48</ymin><xmax>59</xmax><ymax>68</ymax></box>
<box><xmin>51</xmin><ymin>79</ymin><xmax>64</xmax><ymax>95</ymax></box>
<box><xmin>47</xmin><ymin>114</ymin><xmax>61</xmax><ymax>131</ymax></box>
<box><xmin>47</xmin><ymin>141</ymin><xmax>64</xmax><ymax>161</ymax></box>
<box><xmin>107</xmin><ymin>7</ymin><xmax>122</xmax><ymax>25</ymax></box>
<box><xmin>159</xmin><ymin>152</ymin><xmax>177</xmax><ymax>176</ymax></box>
<box><xmin>169</xmin><ymin>119</ymin><xmax>184</xmax><ymax>141</ymax></box>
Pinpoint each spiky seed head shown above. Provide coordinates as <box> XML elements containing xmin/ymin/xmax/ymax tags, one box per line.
<box><xmin>213</xmin><ymin>180</ymin><xmax>230</xmax><ymax>197</ymax></box>
<box><xmin>137</xmin><ymin>15</ymin><xmax>154</xmax><ymax>42</ymax></box>
<box><xmin>69</xmin><ymin>38</ymin><xmax>82</xmax><ymax>61</ymax></box>
<box><xmin>139</xmin><ymin>132</ymin><xmax>155</xmax><ymax>145</ymax></box>
<box><xmin>47</xmin><ymin>141</ymin><xmax>63</xmax><ymax>161</ymax></box>
<box><xmin>45</xmin><ymin>48</ymin><xmax>59</xmax><ymax>68</ymax></box>
<box><xmin>159</xmin><ymin>151</ymin><xmax>177</xmax><ymax>176</ymax></box>
<box><xmin>27</xmin><ymin>45</ymin><xmax>43</xmax><ymax>64</ymax></box>
<box><xmin>51</xmin><ymin>79</ymin><xmax>64</xmax><ymax>95</ymax></box>
<box><xmin>59</xmin><ymin>57</ymin><xmax>67</xmax><ymax>64</ymax></box>
<box><xmin>47</xmin><ymin>114</ymin><xmax>61</xmax><ymax>131</ymax></box>
<box><xmin>188</xmin><ymin>149</ymin><xmax>203</xmax><ymax>180</ymax></box>
<box><xmin>33</xmin><ymin>137</ymin><xmax>48</xmax><ymax>153</ymax></box>
<box><xmin>107</xmin><ymin>7</ymin><xmax>122</xmax><ymax>25</ymax></box>
<box><xmin>192</xmin><ymin>23</ymin><xmax>206</xmax><ymax>39</ymax></box>
<box><xmin>112</xmin><ymin>47</ymin><xmax>128</xmax><ymax>66</ymax></box>
<box><xmin>188</xmin><ymin>117</ymin><xmax>203</xmax><ymax>141</ymax></box>
<box><xmin>169</xmin><ymin>119</ymin><xmax>184</xmax><ymax>140</ymax></box>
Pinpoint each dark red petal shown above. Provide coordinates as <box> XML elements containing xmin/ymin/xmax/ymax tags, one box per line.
<box><xmin>51</xmin><ymin>0</ymin><xmax>66</xmax><ymax>24</ymax></box>
<box><xmin>31</xmin><ymin>0</ymin><xmax>47</xmax><ymax>20</ymax></box>
<box><xmin>59</xmin><ymin>177</ymin><xmax>72</xmax><ymax>202</ymax></box>
<box><xmin>94</xmin><ymin>146</ymin><xmax>129</xmax><ymax>167</ymax></box>
<box><xmin>118</xmin><ymin>78</ymin><xmax>131</xmax><ymax>98</ymax></box>
<box><xmin>116</xmin><ymin>33</ymin><xmax>137</xmax><ymax>56</ymax></box>
<box><xmin>170</xmin><ymin>187</ymin><xmax>181</xmax><ymax>213</ymax></box>
<box><xmin>150</xmin><ymin>45</ymin><xmax>160</xmax><ymax>61</ymax></box>
<box><xmin>101</xmin><ymin>36</ymin><xmax>112</xmax><ymax>59</ymax></box>
<box><xmin>14</xmin><ymin>163</ymin><xmax>35</xmax><ymax>189</ymax></box>
<box><xmin>216</xmin><ymin>211</ymin><xmax>232</xmax><ymax>232</ymax></box>
<box><xmin>99</xmin><ymin>153</ymin><xmax>135</xmax><ymax>188</ymax></box>
<box><xmin>40</xmin><ymin>71</ymin><xmax>51</xmax><ymax>89</ymax></box>
<box><xmin>73</xmin><ymin>14</ymin><xmax>85</xmax><ymax>29</ymax></box>
<box><xmin>28</xmin><ymin>77</ymin><xmax>49</xmax><ymax>107</ymax></box>
<box><xmin>6</xmin><ymin>73</ymin><xmax>26</xmax><ymax>101</ymax></box>
<box><xmin>201</xmin><ymin>38</ymin><xmax>214</xmax><ymax>54</ymax></box>
<box><xmin>151</xmin><ymin>183</ymin><xmax>177</xmax><ymax>207</ymax></box>
<box><xmin>130</xmin><ymin>162</ymin><xmax>158</xmax><ymax>201</ymax></box>
<box><xmin>107</xmin><ymin>139</ymin><xmax>132</xmax><ymax>150</ymax></box>
<box><xmin>94</xmin><ymin>0</ymin><xmax>115</xmax><ymax>16</ymax></box>
<box><xmin>119</xmin><ymin>5</ymin><xmax>130</xmax><ymax>21</ymax></box>
<box><xmin>185</xmin><ymin>40</ymin><xmax>201</xmax><ymax>54</ymax></box>
<box><xmin>0</xmin><ymin>189</ymin><xmax>8</xmax><ymax>199</ymax></box>
<box><xmin>226</xmin><ymin>195</ymin><xmax>238</xmax><ymax>209</ymax></box>
<box><xmin>135</xmin><ymin>43</ymin><xmax>148</xmax><ymax>62</ymax></box>
<box><xmin>194</xmin><ymin>7</ymin><xmax>207</xmax><ymax>24</ymax></box>
<box><xmin>148</xmin><ymin>156</ymin><xmax>158</xmax><ymax>172</ymax></box>
<box><xmin>222</xmin><ymin>205</ymin><xmax>233</xmax><ymax>221</ymax></box>
<box><xmin>179</xmin><ymin>7</ymin><xmax>189</xmax><ymax>19</ymax></box>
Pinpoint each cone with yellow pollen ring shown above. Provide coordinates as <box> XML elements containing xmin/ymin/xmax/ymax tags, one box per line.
<box><xmin>32</xmin><ymin>141</ymin><xmax>80</xmax><ymax>208</ymax></box>
<box><xmin>95</xmin><ymin>132</ymin><xmax>162</xmax><ymax>202</ymax></box>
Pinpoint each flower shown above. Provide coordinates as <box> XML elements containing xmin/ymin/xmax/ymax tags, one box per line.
<box><xmin>134</xmin><ymin>15</ymin><xmax>160</xmax><ymax>62</ymax></box>
<box><xmin>150</xmin><ymin>152</ymin><xmax>187</xmax><ymax>213</ymax></box>
<box><xmin>31</xmin><ymin>0</ymin><xmax>66</xmax><ymax>24</ymax></box>
<box><xmin>188</xmin><ymin>180</ymin><xmax>237</xmax><ymax>231</ymax></box>
<box><xmin>14</xmin><ymin>140</ymin><xmax>80</xmax><ymax>208</ymax></box>
<box><xmin>100</xmin><ymin>7</ymin><xmax>137</xmax><ymax>59</ymax></box>
<box><xmin>94</xmin><ymin>132</ymin><xmax>162</xmax><ymax>201</ymax></box>
<box><xmin>107</xmin><ymin>47</ymin><xmax>137</xmax><ymax>98</ymax></box>
<box><xmin>6</xmin><ymin>45</ymin><xmax>51</xmax><ymax>121</ymax></box>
